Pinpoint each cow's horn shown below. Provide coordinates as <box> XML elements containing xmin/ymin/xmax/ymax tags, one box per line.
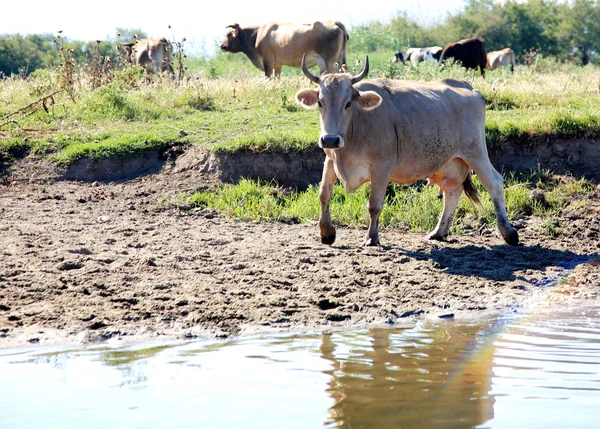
<box><xmin>301</xmin><ymin>53</ymin><xmax>320</xmax><ymax>84</ymax></box>
<box><xmin>351</xmin><ymin>56</ymin><xmax>369</xmax><ymax>84</ymax></box>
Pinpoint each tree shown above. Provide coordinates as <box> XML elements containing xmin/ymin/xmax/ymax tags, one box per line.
<box><xmin>0</xmin><ymin>34</ymin><xmax>57</xmax><ymax>76</ymax></box>
<box><xmin>115</xmin><ymin>28</ymin><xmax>149</xmax><ymax>45</ymax></box>
<box><xmin>388</xmin><ymin>12</ymin><xmax>433</xmax><ymax>50</ymax></box>
<box><xmin>556</xmin><ymin>0</ymin><xmax>600</xmax><ymax>65</ymax></box>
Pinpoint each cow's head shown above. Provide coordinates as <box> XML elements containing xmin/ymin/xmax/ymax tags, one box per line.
<box><xmin>295</xmin><ymin>55</ymin><xmax>382</xmax><ymax>150</ymax></box>
<box><xmin>220</xmin><ymin>24</ymin><xmax>242</xmax><ymax>53</ymax></box>
<box><xmin>121</xmin><ymin>42</ymin><xmax>136</xmax><ymax>63</ymax></box>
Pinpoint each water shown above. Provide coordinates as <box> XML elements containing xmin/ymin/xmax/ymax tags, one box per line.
<box><xmin>1</xmin><ymin>304</ymin><xmax>600</xmax><ymax>429</ymax></box>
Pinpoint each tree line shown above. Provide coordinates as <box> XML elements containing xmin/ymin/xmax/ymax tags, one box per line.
<box><xmin>0</xmin><ymin>29</ymin><xmax>147</xmax><ymax>77</ymax></box>
<box><xmin>1</xmin><ymin>0</ymin><xmax>599</xmax><ymax>77</ymax></box>
<box><xmin>351</xmin><ymin>0</ymin><xmax>600</xmax><ymax>65</ymax></box>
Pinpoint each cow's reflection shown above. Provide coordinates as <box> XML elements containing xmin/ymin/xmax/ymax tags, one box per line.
<box><xmin>320</xmin><ymin>324</ymin><xmax>495</xmax><ymax>428</ymax></box>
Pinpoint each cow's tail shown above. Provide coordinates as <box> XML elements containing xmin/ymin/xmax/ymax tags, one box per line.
<box><xmin>335</xmin><ymin>21</ymin><xmax>349</xmax><ymax>69</ymax></box>
<box><xmin>510</xmin><ymin>51</ymin><xmax>515</xmax><ymax>73</ymax></box>
<box><xmin>463</xmin><ymin>172</ymin><xmax>481</xmax><ymax>206</ymax></box>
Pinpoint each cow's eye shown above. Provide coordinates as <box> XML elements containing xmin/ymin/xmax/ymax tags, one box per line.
<box><xmin>317</xmin><ymin>100</ymin><xmax>322</xmax><ymax>108</ymax></box>
<box><xmin>345</xmin><ymin>101</ymin><xmax>352</xmax><ymax>110</ymax></box>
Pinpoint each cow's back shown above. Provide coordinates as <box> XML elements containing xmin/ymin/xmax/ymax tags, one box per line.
<box><xmin>132</xmin><ymin>38</ymin><xmax>172</xmax><ymax>72</ymax></box>
<box><xmin>350</xmin><ymin>78</ymin><xmax>485</xmax><ymax>180</ymax></box>
<box><xmin>488</xmin><ymin>48</ymin><xmax>515</xmax><ymax>70</ymax></box>
<box><xmin>256</xmin><ymin>21</ymin><xmax>346</xmax><ymax>68</ymax></box>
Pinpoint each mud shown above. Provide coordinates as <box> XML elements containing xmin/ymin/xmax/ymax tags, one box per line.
<box><xmin>1</xmin><ymin>145</ymin><xmax>599</xmax><ymax>348</ymax></box>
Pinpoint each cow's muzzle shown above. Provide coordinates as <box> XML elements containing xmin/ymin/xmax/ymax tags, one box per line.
<box><xmin>319</xmin><ymin>135</ymin><xmax>344</xmax><ymax>149</ymax></box>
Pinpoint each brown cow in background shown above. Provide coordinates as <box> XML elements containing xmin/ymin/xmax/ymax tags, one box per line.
<box><xmin>122</xmin><ymin>37</ymin><xmax>174</xmax><ymax>76</ymax></box>
<box><xmin>220</xmin><ymin>21</ymin><xmax>349</xmax><ymax>78</ymax></box>
<box><xmin>439</xmin><ymin>38</ymin><xmax>487</xmax><ymax>77</ymax></box>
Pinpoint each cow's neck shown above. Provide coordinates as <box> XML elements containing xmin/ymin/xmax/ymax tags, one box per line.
<box><xmin>340</xmin><ymin>109</ymin><xmax>399</xmax><ymax>155</ymax></box>
<box><xmin>239</xmin><ymin>28</ymin><xmax>264</xmax><ymax>71</ymax></box>
<box><xmin>345</xmin><ymin>113</ymin><xmax>371</xmax><ymax>149</ymax></box>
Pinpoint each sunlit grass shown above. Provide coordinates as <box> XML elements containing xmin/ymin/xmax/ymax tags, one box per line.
<box><xmin>187</xmin><ymin>170</ymin><xmax>593</xmax><ymax>237</ymax></box>
<box><xmin>1</xmin><ymin>57</ymin><xmax>600</xmax><ymax>165</ymax></box>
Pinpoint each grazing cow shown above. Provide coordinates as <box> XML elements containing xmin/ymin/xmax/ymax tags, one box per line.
<box><xmin>220</xmin><ymin>21</ymin><xmax>349</xmax><ymax>77</ymax></box>
<box><xmin>439</xmin><ymin>38</ymin><xmax>487</xmax><ymax>77</ymax></box>
<box><xmin>295</xmin><ymin>55</ymin><xmax>518</xmax><ymax>247</ymax></box>
<box><xmin>122</xmin><ymin>37</ymin><xmax>174</xmax><ymax>75</ymax></box>
<box><xmin>487</xmin><ymin>48</ymin><xmax>516</xmax><ymax>72</ymax></box>
<box><xmin>394</xmin><ymin>47</ymin><xmax>443</xmax><ymax>65</ymax></box>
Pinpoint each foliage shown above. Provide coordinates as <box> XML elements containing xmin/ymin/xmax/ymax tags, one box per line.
<box><xmin>0</xmin><ymin>34</ymin><xmax>57</xmax><ymax>77</ymax></box>
<box><xmin>349</xmin><ymin>0</ymin><xmax>600</xmax><ymax>66</ymax></box>
<box><xmin>2</xmin><ymin>0</ymin><xmax>600</xmax><ymax>78</ymax></box>
<box><xmin>187</xmin><ymin>171</ymin><xmax>593</xmax><ymax>236</ymax></box>
<box><xmin>1</xmin><ymin>59</ymin><xmax>600</xmax><ymax>165</ymax></box>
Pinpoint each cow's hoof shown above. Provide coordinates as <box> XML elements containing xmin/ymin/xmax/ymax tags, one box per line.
<box><xmin>361</xmin><ymin>237</ymin><xmax>379</xmax><ymax>247</ymax></box>
<box><xmin>426</xmin><ymin>232</ymin><xmax>447</xmax><ymax>242</ymax></box>
<box><xmin>321</xmin><ymin>232</ymin><xmax>336</xmax><ymax>245</ymax></box>
<box><xmin>503</xmin><ymin>229</ymin><xmax>520</xmax><ymax>246</ymax></box>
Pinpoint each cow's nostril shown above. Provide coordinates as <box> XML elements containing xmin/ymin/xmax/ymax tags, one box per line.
<box><xmin>321</xmin><ymin>135</ymin><xmax>341</xmax><ymax>148</ymax></box>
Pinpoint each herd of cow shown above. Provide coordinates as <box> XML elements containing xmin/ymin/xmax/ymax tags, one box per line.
<box><xmin>394</xmin><ymin>42</ymin><xmax>515</xmax><ymax>77</ymax></box>
<box><xmin>123</xmin><ymin>20</ymin><xmax>516</xmax><ymax>79</ymax></box>
<box><xmin>123</xmin><ymin>20</ymin><xmax>520</xmax><ymax>247</ymax></box>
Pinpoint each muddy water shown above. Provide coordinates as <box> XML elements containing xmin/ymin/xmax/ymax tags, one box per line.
<box><xmin>1</xmin><ymin>304</ymin><xmax>599</xmax><ymax>429</ymax></box>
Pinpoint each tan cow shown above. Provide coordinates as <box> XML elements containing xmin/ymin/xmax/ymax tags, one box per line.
<box><xmin>122</xmin><ymin>37</ymin><xmax>174</xmax><ymax>75</ymax></box>
<box><xmin>295</xmin><ymin>55</ymin><xmax>519</xmax><ymax>247</ymax></box>
<box><xmin>487</xmin><ymin>48</ymin><xmax>516</xmax><ymax>72</ymax></box>
<box><xmin>220</xmin><ymin>21</ymin><xmax>349</xmax><ymax>77</ymax></box>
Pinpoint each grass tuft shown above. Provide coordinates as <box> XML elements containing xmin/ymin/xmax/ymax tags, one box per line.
<box><xmin>187</xmin><ymin>170</ymin><xmax>595</xmax><ymax>236</ymax></box>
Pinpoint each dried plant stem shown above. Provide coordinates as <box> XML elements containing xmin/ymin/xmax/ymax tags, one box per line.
<box><xmin>0</xmin><ymin>90</ymin><xmax>62</xmax><ymax>128</ymax></box>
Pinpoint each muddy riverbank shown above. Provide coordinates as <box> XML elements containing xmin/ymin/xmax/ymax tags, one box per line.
<box><xmin>1</xmin><ymin>144</ymin><xmax>599</xmax><ymax>347</ymax></box>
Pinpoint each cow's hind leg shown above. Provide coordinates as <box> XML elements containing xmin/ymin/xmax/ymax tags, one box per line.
<box><xmin>470</xmin><ymin>160</ymin><xmax>519</xmax><ymax>245</ymax></box>
<box><xmin>428</xmin><ymin>186</ymin><xmax>463</xmax><ymax>241</ymax></box>
<box><xmin>319</xmin><ymin>158</ymin><xmax>338</xmax><ymax>245</ymax></box>
<box><xmin>427</xmin><ymin>158</ymin><xmax>470</xmax><ymax>241</ymax></box>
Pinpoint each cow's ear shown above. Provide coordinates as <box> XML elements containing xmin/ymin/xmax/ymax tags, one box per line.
<box><xmin>356</xmin><ymin>91</ymin><xmax>382</xmax><ymax>111</ymax></box>
<box><xmin>295</xmin><ymin>89</ymin><xmax>319</xmax><ymax>109</ymax></box>
<box><xmin>226</xmin><ymin>23</ymin><xmax>240</xmax><ymax>35</ymax></box>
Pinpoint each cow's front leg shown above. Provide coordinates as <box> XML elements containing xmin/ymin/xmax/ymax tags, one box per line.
<box><xmin>262</xmin><ymin>58</ymin><xmax>274</xmax><ymax>78</ymax></box>
<box><xmin>362</xmin><ymin>175</ymin><xmax>388</xmax><ymax>246</ymax></box>
<box><xmin>319</xmin><ymin>158</ymin><xmax>338</xmax><ymax>245</ymax></box>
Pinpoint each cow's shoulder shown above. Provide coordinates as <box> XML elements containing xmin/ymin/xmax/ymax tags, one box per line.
<box><xmin>255</xmin><ymin>22</ymin><xmax>280</xmax><ymax>46</ymax></box>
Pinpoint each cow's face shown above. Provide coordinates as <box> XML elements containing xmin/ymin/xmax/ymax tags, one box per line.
<box><xmin>121</xmin><ymin>43</ymin><xmax>135</xmax><ymax>63</ymax></box>
<box><xmin>296</xmin><ymin>74</ymin><xmax>382</xmax><ymax>150</ymax></box>
<box><xmin>220</xmin><ymin>24</ymin><xmax>242</xmax><ymax>53</ymax></box>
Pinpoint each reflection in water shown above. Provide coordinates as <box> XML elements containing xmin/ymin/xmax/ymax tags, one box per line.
<box><xmin>1</xmin><ymin>304</ymin><xmax>600</xmax><ymax>429</ymax></box>
<box><xmin>320</xmin><ymin>324</ymin><xmax>497</xmax><ymax>429</ymax></box>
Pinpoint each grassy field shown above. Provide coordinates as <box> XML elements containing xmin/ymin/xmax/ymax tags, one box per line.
<box><xmin>1</xmin><ymin>53</ymin><xmax>599</xmax><ymax>235</ymax></box>
<box><xmin>1</xmin><ymin>52</ymin><xmax>600</xmax><ymax>166</ymax></box>
<box><xmin>187</xmin><ymin>169</ymin><xmax>594</xmax><ymax>237</ymax></box>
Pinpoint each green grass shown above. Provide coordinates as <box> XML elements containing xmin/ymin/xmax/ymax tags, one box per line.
<box><xmin>1</xmin><ymin>55</ymin><xmax>600</xmax><ymax>166</ymax></box>
<box><xmin>187</xmin><ymin>170</ymin><xmax>593</xmax><ymax>238</ymax></box>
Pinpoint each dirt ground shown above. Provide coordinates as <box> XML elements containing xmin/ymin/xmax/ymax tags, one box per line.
<box><xmin>1</xmin><ymin>148</ymin><xmax>599</xmax><ymax>348</ymax></box>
